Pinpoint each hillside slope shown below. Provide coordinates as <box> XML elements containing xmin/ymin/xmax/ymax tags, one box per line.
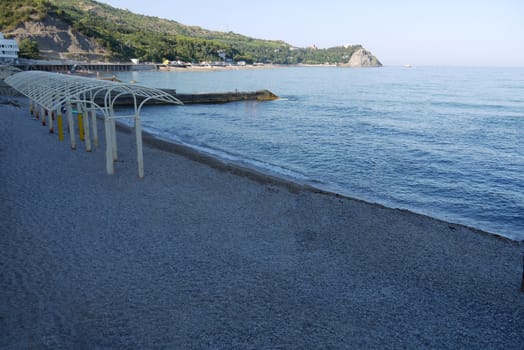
<box><xmin>8</xmin><ymin>14</ymin><xmax>106</xmax><ymax>60</ymax></box>
<box><xmin>1</xmin><ymin>0</ymin><xmax>381</xmax><ymax>66</ymax></box>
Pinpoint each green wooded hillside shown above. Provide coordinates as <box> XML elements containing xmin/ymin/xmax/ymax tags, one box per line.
<box><xmin>1</xmin><ymin>0</ymin><xmax>364</xmax><ymax>64</ymax></box>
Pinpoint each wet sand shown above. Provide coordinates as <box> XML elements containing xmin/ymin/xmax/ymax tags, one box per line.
<box><xmin>1</xmin><ymin>98</ymin><xmax>523</xmax><ymax>349</ymax></box>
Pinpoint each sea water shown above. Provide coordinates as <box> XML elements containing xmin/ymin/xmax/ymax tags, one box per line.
<box><xmin>117</xmin><ymin>66</ymin><xmax>524</xmax><ymax>241</ymax></box>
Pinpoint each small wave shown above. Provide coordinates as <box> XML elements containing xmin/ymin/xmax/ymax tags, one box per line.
<box><xmin>430</xmin><ymin>100</ymin><xmax>508</xmax><ymax>111</ymax></box>
<box><xmin>197</xmin><ymin>145</ymin><xmax>311</xmax><ymax>181</ymax></box>
<box><xmin>145</xmin><ymin>127</ymin><xmax>313</xmax><ymax>184</ymax></box>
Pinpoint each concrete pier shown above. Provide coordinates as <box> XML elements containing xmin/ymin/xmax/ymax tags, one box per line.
<box><xmin>98</xmin><ymin>89</ymin><xmax>279</xmax><ymax>106</ymax></box>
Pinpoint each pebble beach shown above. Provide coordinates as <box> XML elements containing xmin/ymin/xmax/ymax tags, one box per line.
<box><xmin>1</xmin><ymin>98</ymin><xmax>523</xmax><ymax>348</ymax></box>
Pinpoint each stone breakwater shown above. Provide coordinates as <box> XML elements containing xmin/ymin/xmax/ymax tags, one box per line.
<box><xmin>100</xmin><ymin>89</ymin><xmax>279</xmax><ymax>106</ymax></box>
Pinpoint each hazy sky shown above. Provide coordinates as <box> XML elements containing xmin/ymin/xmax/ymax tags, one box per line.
<box><xmin>98</xmin><ymin>0</ymin><xmax>524</xmax><ymax>66</ymax></box>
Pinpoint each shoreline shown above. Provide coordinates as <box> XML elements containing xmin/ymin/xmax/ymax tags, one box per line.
<box><xmin>2</xmin><ymin>96</ymin><xmax>523</xmax><ymax>348</ymax></box>
<box><xmin>132</xmin><ymin>127</ymin><xmax>519</xmax><ymax>244</ymax></box>
<box><xmin>2</xmin><ymin>94</ymin><xmax>522</xmax><ymax>241</ymax></box>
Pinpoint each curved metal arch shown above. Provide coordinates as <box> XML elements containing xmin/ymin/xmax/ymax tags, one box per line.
<box><xmin>67</xmin><ymin>97</ymin><xmax>108</xmax><ymax>118</ymax></box>
<box><xmin>5</xmin><ymin>71</ymin><xmax>182</xmax><ymax>111</ymax></box>
<box><xmin>5</xmin><ymin>71</ymin><xmax>183</xmax><ymax>178</ymax></box>
<box><xmin>107</xmin><ymin>87</ymin><xmax>138</xmax><ymax>114</ymax></box>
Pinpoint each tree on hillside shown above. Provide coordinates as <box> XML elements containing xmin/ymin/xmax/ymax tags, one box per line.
<box><xmin>18</xmin><ymin>38</ymin><xmax>40</xmax><ymax>59</ymax></box>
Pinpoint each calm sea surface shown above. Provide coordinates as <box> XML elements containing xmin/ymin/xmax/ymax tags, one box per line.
<box><xmin>117</xmin><ymin>67</ymin><xmax>524</xmax><ymax>241</ymax></box>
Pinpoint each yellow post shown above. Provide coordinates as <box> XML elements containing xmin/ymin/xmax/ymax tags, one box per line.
<box><xmin>78</xmin><ymin>112</ymin><xmax>85</xmax><ymax>141</ymax></box>
<box><xmin>57</xmin><ymin>113</ymin><xmax>64</xmax><ymax>141</ymax></box>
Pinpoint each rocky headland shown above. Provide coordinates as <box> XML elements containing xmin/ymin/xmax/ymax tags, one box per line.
<box><xmin>343</xmin><ymin>48</ymin><xmax>382</xmax><ymax>67</ymax></box>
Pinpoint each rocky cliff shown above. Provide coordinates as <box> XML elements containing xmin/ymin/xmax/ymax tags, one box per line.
<box><xmin>343</xmin><ymin>48</ymin><xmax>382</xmax><ymax>67</ymax></box>
<box><xmin>8</xmin><ymin>15</ymin><xmax>106</xmax><ymax>61</ymax></box>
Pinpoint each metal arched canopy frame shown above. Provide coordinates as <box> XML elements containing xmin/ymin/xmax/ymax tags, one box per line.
<box><xmin>5</xmin><ymin>70</ymin><xmax>183</xmax><ymax>178</ymax></box>
<box><xmin>5</xmin><ymin>70</ymin><xmax>182</xmax><ymax>113</ymax></box>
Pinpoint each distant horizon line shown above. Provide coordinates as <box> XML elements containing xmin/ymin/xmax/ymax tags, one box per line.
<box><xmin>381</xmin><ymin>64</ymin><xmax>524</xmax><ymax>68</ymax></box>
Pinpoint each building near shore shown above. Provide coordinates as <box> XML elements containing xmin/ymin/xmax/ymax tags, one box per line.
<box><xmin>0</xmin><ymin>33</ymin><xmax>19</xmax><ymax>64</ymax></box>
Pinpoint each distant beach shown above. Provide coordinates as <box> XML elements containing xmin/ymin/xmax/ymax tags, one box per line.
<box><xmin>1</xmin><ymin>96</ymin><xmax>523</xmax><ymax>348</ymax></box>
<box><xmin>157</xmin><ymin>63</ymin><xmax>346</xmax><ymax>72</ymax></box>
<box><xmin>158</xmin><ymin>63</ymin><xmax>285</xmax><ymax>72</ymax></box>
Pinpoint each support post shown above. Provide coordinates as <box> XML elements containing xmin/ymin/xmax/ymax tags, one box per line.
<box><xmin>66</xmin><ymin>102</ymin><xmax>76</xmax><ymax>150</ymax></box>
<box><xmin>57</xmin><ymin>108</ymin><xmax>64</xmax><ymax>142</ymax></box>
<box><xmin>110</xmin><ymin>118</ymin><xmax>117</xmax><ymax>161</ymax></box>
<box><xmin>40</xmin><ymin>106</ymin><xmax>46</xmax><ymax>126</ymax></box>
<box><xmin>104</xmin><ymin>117</ymin><xmax>114</xmax><ymax>175</ymax></box>
<box><xmin>91</xmin><ymin>108</ymin><xmax>98</xmax><ymax>148</ymax></box>
<box><xmin>81</xmin><ymin>103</ymin><xmax>92</xmax><ymax>152</ymax></box>
<box><xmin>77</xmin><ymin>103</ymin><xmax>85</xmax><ymax>141</ymax></box>
<box><xmin>135</xmin><ymin>113</ymin><xmax>144</xmax><ymax>178</ymax></box>
<box><xmin>48</xmin><ymin>109</ymin><xmax>54</xmax><ymax>133</ymax></box>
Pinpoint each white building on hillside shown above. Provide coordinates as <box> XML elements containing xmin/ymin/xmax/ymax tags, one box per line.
<box><xmin>0</xmin><ymin>33</ymin><xmax>20</xmax><ymax>64</ymax></box>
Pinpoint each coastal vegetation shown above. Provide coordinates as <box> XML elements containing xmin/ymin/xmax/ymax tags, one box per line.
<box><xmin>0</xmin><ymin>0</ymin><xmax>48</xmax><ymax>29</ymax></box>
<box><xmin>0</xmin><ymin>0</ymin><xmax>367</xmax><ymax>64</ymax></box>
<box><xmin>18</xmin><ymin>38</ymin><xmax>40</xmax><ymax>59</ymax></box>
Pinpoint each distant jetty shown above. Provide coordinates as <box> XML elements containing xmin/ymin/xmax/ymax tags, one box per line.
<box><xmin>97</xmin><ymin>89</ymin><xmax>279</xmax><ymax>106</ymax></box>
<box><xmin>166</xmin><ymin>89</ymin><xmax>278</xmax><ymax>105</ymax></box>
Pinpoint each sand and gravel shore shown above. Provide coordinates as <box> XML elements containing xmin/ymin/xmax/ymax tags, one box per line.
<box><xmin>1</xmin><ymin>97</ymin><xmax>523</xmax><ymax>349</ymax></box>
